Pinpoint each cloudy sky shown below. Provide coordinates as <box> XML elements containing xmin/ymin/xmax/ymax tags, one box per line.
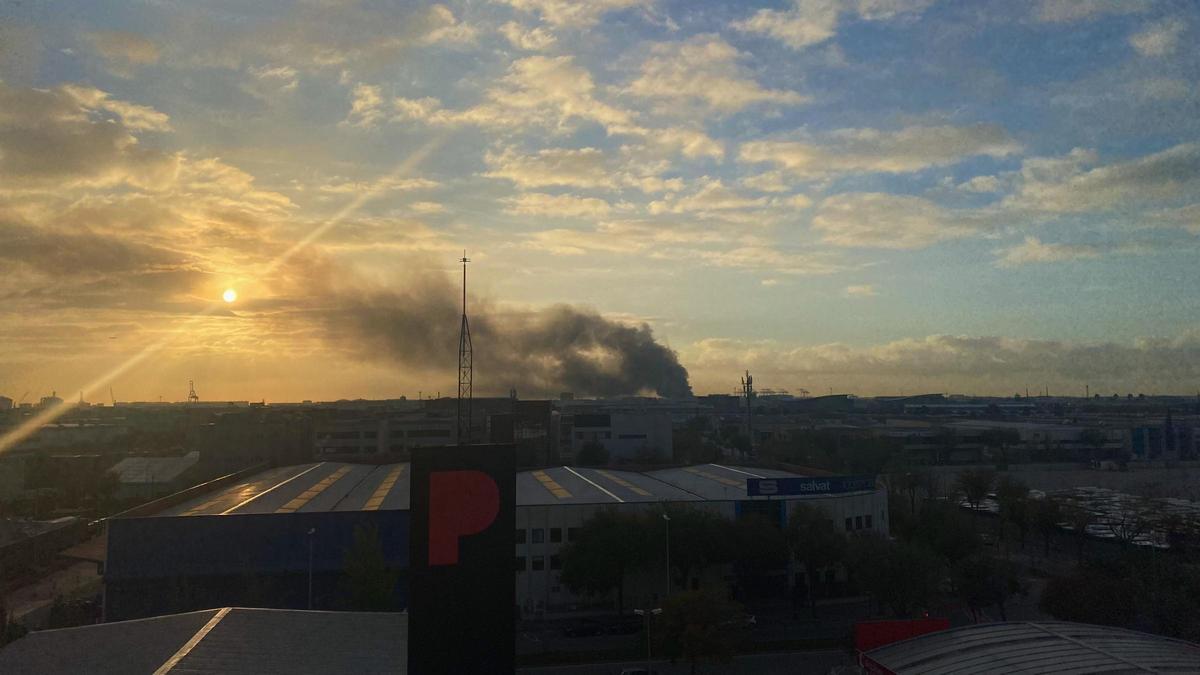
<box><xmin>1</xmin><ymin>0</ymin><xmax>1198</xmax><ymax>402</ymax></box>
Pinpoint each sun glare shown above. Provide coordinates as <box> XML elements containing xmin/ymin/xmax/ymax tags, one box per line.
<box><xmin>222</xmin><ymin>288</ymin><xmax>238</xmax><ymax>303</ymax></box>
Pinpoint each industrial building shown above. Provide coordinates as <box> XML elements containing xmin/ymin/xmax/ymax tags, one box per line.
<box><xmin>103</xmin><ymin>460</ymin><xmax>887</xmax><ymax>621</ymax></box>
<box><xmin>860</xmin><ymin>621</ymin><xmax>1200</xmax><ymax>674</ymax></box>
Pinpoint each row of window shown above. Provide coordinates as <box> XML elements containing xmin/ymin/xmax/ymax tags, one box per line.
<box><xmin>845</xmin><ymin>514</ymin><xmax>874</xmax><ymax>532</ymax></box>
<box><xmin>318</xmin><ymin>429</ymin><xmax>450</xmax><ymax>440</ymax></box>
<box><xmin>515</xmin><ymin>554</ymin><xmax>562</xmax><ymax>572</ymax></box>
<box><xmin>515</xmin><ymin>527</ymin><xmax>580</xmax><ymax>544</ymax></box>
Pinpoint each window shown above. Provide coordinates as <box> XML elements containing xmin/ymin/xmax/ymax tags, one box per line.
<box><xmin>865</xmin><ymin>514</ymin><xmax>873</xmax><ymax>529</ymax></box>
<box><xmin>515</xmin><ymin>529</ymin><xmax>527</xmax><ymax>544</ymax></box>
<box><xmin>515</xmin><ymin>556</ymin><xmax>526</xmax><ymax>572</ymax></box>
<box><xmin>575</xmin><ymin>431</ymin><xmax>584</xmax><ymax>440</ymax></box>
<box><xmin>602</xmin><ymin>431</ymin><xmax>611</xmax><ymax>439</ymax></box>
<box><xmin>550</xmin><ymin>528</ymin><xmax>562</xmax><ymax>543</ymax></box>
<box><xmin>618</xmin><ymin>433</ymin><xmax>647</xmax><ymax>439</ymax></box>
<box><xmin>532</xmin><ymin>528</ymin><xmax>545</xmax><ymax>543</ymax></box>
<box><xmin>567</xmin><ymin>527</ymin><xmax>580</xmax><ymax>542</ymax></box>
<box><xmin>550</xmin><ymin>554</ymin><xmax>562</xmax><ymax>570</ymax></box>
<box><xmin>844</xmin><ymin>517</ymin><xmax>853</xmax><ymax>532</ymax></box>
<box><xmin>532</xmin><ymin>556</ymin><xmax>545</xmax><ymax>571</ymax></box>
<box><xmin>825</xmin><ymin>569</ymin><xmax>835</xmax><ymax>584</ymax></box>
<box><xmin>363</xmin><ymin>431</ymin><xmax>377</xmax><ymax>439</ymax></box>
<box><xmin>855</xmin><ymin>516</ymin><xmax>863</xmax><ymax>530</ymax></box>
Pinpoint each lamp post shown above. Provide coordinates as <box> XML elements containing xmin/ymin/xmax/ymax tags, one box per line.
<box><xmin>662</xmin><ymin>512</ymin><xmax>671</xmax><ymax>598</ymax></box>
<box><xmin>307</xmin><ymin>527</ymin><xmax>316</xmax><ymax>610</ymax></box>
<box><xmin>634</xmin><ymin>607</ymin><xmax>662</xmax><ymax>672</ymax></box>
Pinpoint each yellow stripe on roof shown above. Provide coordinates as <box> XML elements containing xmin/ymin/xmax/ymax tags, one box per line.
<box><xmin>532</xmin><ymin>470</ymin><xmax>572</xmax><ymax>499</ymax></box>
<box><xmin>595</xmin><ymin>469</ymin><xmax>652</xmax><ymax>497</ymax></box>
<box><xmin>683</xmin><ymin>466</ymin><xmax>744</xmax><ymax>488</ymax></box>
<box><xmin>363</xmin><ymin>465</ymin><xmax>406</xmax><ymax>511</ymax></box>
<box><xmin>276</xmin><ymin>466</ymin><xmax>353</xmax><ymax>513</ymax></box>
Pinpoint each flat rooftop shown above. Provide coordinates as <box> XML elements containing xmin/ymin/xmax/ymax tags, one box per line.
<box><xmin>863</xmin><ymin>621</ymin><xmax>1200</xmax><ymax>674</ymax></box>
<box><xmin>152</xmin><ymin>462</ymin><xmax>861</xmax><ymax>517</ymax></box>
<box><xmin>0</xmin><ymin>607</ymin><xmax>406</xmax><ymax>675</ymax></box>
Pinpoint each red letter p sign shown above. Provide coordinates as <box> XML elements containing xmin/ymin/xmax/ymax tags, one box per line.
<box><xmin>428</xmin><ymin>470</ymin><xmax>500</xmax><ymax>566</ymax></box>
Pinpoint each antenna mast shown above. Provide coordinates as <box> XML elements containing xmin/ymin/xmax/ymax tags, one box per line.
<box><xmin>457</xmin><ymin>252</ymin><xmax>473</xmax><ymax>445</ymax></box>
<box><xmin>741</xmin><ymin>371</ymin><xmax>755</xmax><ymax>457</ymax></box>
<box><xmin>187</xmin><ymin>380</ymin><xmax>199</xmax><ymax>404</ymax></box>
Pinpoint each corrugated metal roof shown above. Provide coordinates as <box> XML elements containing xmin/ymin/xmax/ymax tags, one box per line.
<box><xmin>110</xmin><ymin>452</ymin><xmax>200</xmax><ymax>485</ymax></box>
<box><xmin>645</xmin><ymin>464</ymin><xmax>800</xmax><ymax>501</ymax></box>
<box><xmin>154</xmin><ymin>462</ymin><xmax>860</xmax><ymax>516</ymax></box>
<box><xmin>863</xmin><ymin>621</ymin><xmax>1200</xmax><ymax>674</ymax></box>
<box><xmin>0</xmin><ymin>608</ymin><xmax>407</xmax><ymax>674</ymax></box>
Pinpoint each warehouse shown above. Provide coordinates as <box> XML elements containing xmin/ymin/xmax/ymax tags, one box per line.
<box><xmin>104</xmin><ymin>461</ymin><xmax>887</xmax><ymax>620</ymax></box>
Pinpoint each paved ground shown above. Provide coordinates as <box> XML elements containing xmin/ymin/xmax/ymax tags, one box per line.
<box><xmin>7</xmin><ymin>560</ymin><xmax>101</xmax><ymax>628</ymax></box>
<box><xmin>518</xmin><ymin>649</ymin><xmax>855</xmax><ymax>674</ymax></box>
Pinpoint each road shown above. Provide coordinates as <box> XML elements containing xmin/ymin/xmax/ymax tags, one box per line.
<box><xmin>518</xmin><ymin>649</ymin><xmax>854</xmax><ymax>674</ymax></box>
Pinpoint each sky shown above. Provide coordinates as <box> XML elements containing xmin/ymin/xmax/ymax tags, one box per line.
<box><xmin>0</xmin><ymin>0</ymin><xmax>1199</xmax><ymax>402</ymax></box>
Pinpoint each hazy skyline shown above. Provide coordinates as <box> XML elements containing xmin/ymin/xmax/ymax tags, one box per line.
<box><xmin>1</xmin><ymin>0</ymin><xmax>1199</xmax><ymax>402</ymax></box>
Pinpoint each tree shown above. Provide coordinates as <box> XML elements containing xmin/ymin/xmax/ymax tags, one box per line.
<box><xmin>1040</xmin><ymin>566</ymin><xmax>1135</xmax><ymax>627</ymax></box>
<box><xmin>1059</xmin><ymin>499</ymin><xmax>1095</xmax><ymax>563</ymax></box>
<box><xmin>956</xmin><ymin>468</ymin><xmax>995</xmax><ymax>514</ymax></box>
<box><xmin>909</xmin><ymin>500</ymin><xmax>979</xmax><ymax>564</ymax></box>
<box><xmin>659</xmin><ymin>589</ymin><xmax>746</xmax><ymax>675</ymax></box>
<box><xmin>1030</xmin><ymin>497</ymin><xmax>1062</xmax><ymax>559</ymax></box>
<box><xmin>560</xmin><ymin>510</ymin><xmax>649</xmax><ymax>615</ymax></box>
<box><xmin>955</xmin><ymin>555</ymin><xmax>1024</xmax><ymax>622</ymax></box>
<box><xmin>576</xmin><ymin>442</ymin><xmax>609</xmax><ymax>466</ymax></box>
<box><xmin>342</xmin><ymin>524</ymin><xmax>398</xmax><ymax>611</ymax></box>
<box><xmin>730</xmin><ymin>515</ymin><xmax>788</xmax><ymax>597</ymax></box>
<box><xmin>786</xmin><ymin>504</ymin><xmax>846</xmax><ymax>616</ymax></box>
<box><xmin>847</xmin><ymin>534</ymin><xmax>944</xmax><ymax>618</ymax></box>
<box><xmin>662</xmin><ymin>506</ymin><xmax>737</xmax><ymax>592</ymax></box>
<box><xmin>994</xmin><ymin>476</ymin><xmax>1030</xmax><ymax>548</ymax></box>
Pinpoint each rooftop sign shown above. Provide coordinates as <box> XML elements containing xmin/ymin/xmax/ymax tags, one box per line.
<box><xmin>746</xmin><ymin>474</ymin><xmax>876</xmax><ymax>497</ymax></box>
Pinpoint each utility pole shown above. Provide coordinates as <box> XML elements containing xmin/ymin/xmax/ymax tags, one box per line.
<box><xmin>307</xmin><ymin>528</ymin><xmax>316</xmax><ymax>610</ymax></box>
<box><xmin>741</xmin><ymin>371</ymin><xmax>755</xmax><ymax>457</ymax></box>
<box><xmin>457</xmin><ymin>252</ymin><xmax>473</xmax><ymax>445</ymax></box>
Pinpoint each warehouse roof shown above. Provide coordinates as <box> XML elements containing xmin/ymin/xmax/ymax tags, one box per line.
<box><xmin>109</xmin><ymin>451</ymin><xmax>200</xmax><ymax>485</ymax></box>
<box><xmin>152</xmin><ymin>461</ymin><xmax>873</xmax><ymax>517</ymax></box>
<box><xmin>516</xmin><ymin>466</ymin><xmax>701</xmax><ymax>505</ymax></box>
<box><xmin>646</xmin><ymin>464</ymin><xmax>805</xmax><ymax>501</ymax></box>
<box><xmin>862</xmin><ymin>621</ymin><xmax>1200</xmax><ymax>674</ymax></box>
<box><xmin>0</xmin><ymin>607</ymin><xmax>407</xmax><ymax>674</ymax></box>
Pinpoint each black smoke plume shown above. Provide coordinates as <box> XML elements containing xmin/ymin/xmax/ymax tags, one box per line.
<box><xmin>310</xmin><ymin>268</ymin><xmax>692</xmax><ymax>399</ymax></box>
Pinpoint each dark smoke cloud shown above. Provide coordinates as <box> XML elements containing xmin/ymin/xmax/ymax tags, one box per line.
<box><xmin>307</xmin><ymin>265</ymin><xmax>692</xmax><ymax>399</ymax></box>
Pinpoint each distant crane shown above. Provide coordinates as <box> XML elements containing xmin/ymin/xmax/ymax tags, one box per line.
<box><xmin>18</xmin><ymin>391</ymin><xmax>29</xmax><ymax>405</ymax></box>
<box><xmin>109</xmin><ymin>386</ymin><xmax>116</xmax><ymax>407</ymax></box>
<box><xmin>187</xmin><ymin>380</ymin><xmax>200</xmax><ymax>404</ymax></box>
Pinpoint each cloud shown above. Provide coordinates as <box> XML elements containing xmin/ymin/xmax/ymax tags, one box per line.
<box><xmin>1035</xmin><ymin>0</ymin><xmax>1151</xmax><ymax>23</ymax></box>
<box><xmin>422</xmin><ymin>5</ymin><xmax>479</xmax><ymax>45</ymax></box>
<box><xmin>683</xmin><ymin>331</ymin><xmax>1200</xmax><ymax>395</ymax></box>
<box><xmin>845</xmin><ymin>284</ymin><xmax>878</xmax><ymax>297</ymax></box>
<box><xmin>812</xmin><ymin>193</ymin><xmax>985</xmax><ymax>249</ymax></box>
<box><xmin>499</xmin><ymin>21</ymin><xmax>557</xmax><ymax>50</ymax></box>
<box><xmin>524</xmin><ymin>227</ymin><xmax>644</xmax><ymax>255</ymax></box>
<box><xmin>484</xmin><ymin>146</ymin><xmax>681</xmax><ymax>192</ymax></box>
<box><xmin>87</xmin><ymin>31</ymin><xmax>160</xmax><ymax>75</ymax></box>
<box><xmin>647</xmin><ymin>178</ymin><xmax>811</xmax><ymax>224</ymax></box>
<box><xmin>495</xmin><ymin>0</ymin><xmax>652</xmax><ymax>28</ymax></box>
<box><xmin>1142</xmin><ymin>204</ymin><xmax>1200</xmax><ymax>235</ymax></box>
<box><xmin>343</xmin><ymin>83</ymin><xmax>385</xmax><ymax>127</ymax></box>
<box><xmin>734</xmin><ymin>0</ymin><xmax>935</xmax><ymax>50</ymax></box>
<box><xmin>695</xmin><ymin>246</ymin><xmax>846</xmax><ymax>275</ymax></box>
<box><xmin>626</xmin><ymin>35</ymin><xmax>808</xmax><ymax>114</ymax></box>
<box><xmin>956</xmin><ymin>175</ymin><xmax>1003</xmax><ymax>193</ymax></box>
<box><xmin>0</xmin><ymin>81</ymin><xmax>178</xmax><ymax>190</ymax></box>
<box><xmin>317</xmin><ymin>175</ymin><xmax>439</xmax><ymax>195</ymax></box>
<box><xmin>1130</xmin><ymin>18</ymin><xmax>1186</xmax><ymax>57</ymax></box>
<box><xmin>994</xmin><ymin>236</ymin><xmax>1102</xmax><ymax>267</ymax></box>
<box><xmin>504</xmin><ymin>192</ymin><xmax>613</xmax><ymax>217</ymax></box>
<box><xmin>1005</xmin><ymin>143</ymin><xmax>1200</xmax><ymax>213</ymax></box>
<box><xmin>739</xmin><ymin>124</ymin><xmax>1019</xmax><ymax>177</ymax></box>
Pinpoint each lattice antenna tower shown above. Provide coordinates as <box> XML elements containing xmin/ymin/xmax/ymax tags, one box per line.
<box><xmin>187</xmin><ymin>380</ymin><xmax>199</xmax><ymax>404</ymax></box>
<box><xmin>457</xmin><ymin>252</ymin><xmax>473</xmax><ymax>445</ymax></box>
<box><xmin>741</xmin><ymin>371</ymin><xmax>755</xmax><ymax>456</ymax></box>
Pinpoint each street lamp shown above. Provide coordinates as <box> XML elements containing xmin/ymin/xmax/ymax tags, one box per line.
<box><xmin>662</xmin><ymin>512</ymin><xmax>671</xmax><ymax>599</ymax></box>
<box><xmin>307</xmin><ymin>527</ymin><xmax>316</xmax><ymax>610</ymax></box>
<box><xmin>634</xmin><ymin>607</ymin><xmax>662</xmax><ymax>672</ymax></box>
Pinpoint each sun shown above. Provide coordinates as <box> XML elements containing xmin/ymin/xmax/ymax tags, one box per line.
<box><xmin>222</xmin><ymin>288</ymin><xmax>238</xmax><ymax>303</ymax></box>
